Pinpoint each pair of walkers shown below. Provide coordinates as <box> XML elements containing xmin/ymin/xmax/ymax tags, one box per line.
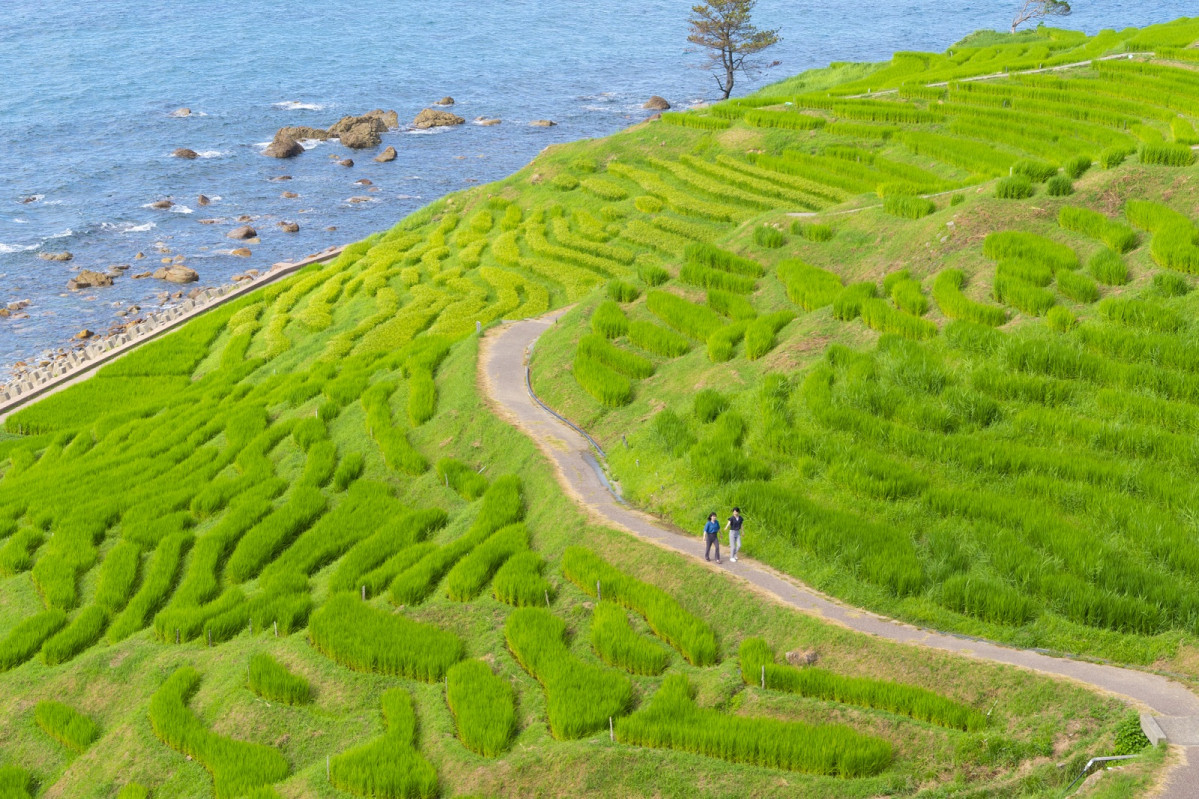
<box><xmin>702</xmin><ymin>507</ymin><xmax>743</xmax><ymax>564</ymax></box>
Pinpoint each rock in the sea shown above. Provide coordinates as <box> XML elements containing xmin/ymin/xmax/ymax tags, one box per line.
<box><xmin>374</xmin><ymin>146</ymin><xmax>397</xmax><ymax>162</ymax></box>
<box><xmin>236</xmin><ymin>215</ymin><xmax>252</xmax><ymax>222</ymax></box>
<box><xmin>355</xmin><ymin>178</ymin><xmax>373</xmax><ymax>186</ymax></box>
<box><xmin>413</xmin><ymin>109</ymin><xmax>465</xmax><ymax>129</ymax></box>
<box><xmin>329</xmin><ymin>114</ymin><xmax>388</xmax><ymax>138</ymax></box>
<box><xmin>135</xmin><ymin>252</ymin><xmax>145</xmax><ymax>259</ymax></box>
<box><xmin>529</xmin><ymin>119</ymin><xmax>556</xmax><ymax>127</ymax></box>
<box><xmin>170</xmin><ymin>108</ymin><xmax>191</xmax><ymax>117</ymax></box>
<box><xmin>436</xmin><ymin>96</ymin><xmax>455</xmax><ymax>106</ymax></box>
<box><xmin>278</xmin><ymin>221</ymin><xmax>299</xmax><ymax>233</ymax></box>
<box><xmin>338</xmin><ymin>122</ymin><xmax>381</xmax><ymax>149</ymax></box>
<box><xmin>643</xmin><ymin>95</ymin><xmax>671</xmax><ymax>110</ymax></box>
<box><xmin>173</xmin><ymin>147</ymin><xmax>199</xmax><ymax>159</ymax></box>
<box><xmin>326</xmin><ymin>226</ymin><xmax>337</xmax><ymax>232</ymax></box>
<box><xmin>347</xmin><ymin>196</ymin><xmax>371</xmax><ymax>204</ymax></box>
<box><xmin>264</xmin><ymin>132</ymin><xmax>304</xmax><ymax>158</ymax></box>
<box><xmin>197</xmin><ymin>194</ymin><xmax>210</xmax><ymax>206</ymax></box>
<box><xmin>227</xmin><ymin>225</ymin><xmax>257</xmax><ymax>240</ymax></box>
<box><xmin>270</xmin><ymin>175</ymin><xmax>292</xmax><ymax>182</ymax></box>
<box><xmin>474</xmin><ymin>116</ymin><xmax>502</xmax><ymax>126</ymax></box>
<box><xmin>339</xmin><ymin>158</ymin><xmax>354</xmax><ymax>167</ymax></box>
<box><xmin>278</xmin><ymin>126</ymin><xmax>330</xmax><ymax>141</ymax></box>
<box><xmin>230</xmin><ymin>248</ymin><xmax>252</xmax><ymax>257</ymax></box>
<box><xmin>39</xmin><ymin>252</ymin><xmax>73</xmax><ymax>262</ymax></box>
<box><xmin>198</xmin><ymin>218</ymin><xmax>219</xmax><ymax>225</ymax></box>
<box><xmin>67</xmin><ymin>270</ymin><xmax>113</xmax><ymax>290</ymax></box>
<box><xmin>74</xmin><ymin>329</ymin><xmax>93</xmax><ymax>340</ymax></box>
<box><xmin>364</xmin><ymin>108</ymin><xmax>399</xmax><ymax>128</ymax></box>
<box><xmin>153</xmin><ymin>265</ymin><xmax>199</xmax><ymax>283</ymax></box>
<box><xmin>149</xmin><ymin>199</ymin><xmax>174</xmax><ymax>209</ymax></box>
<box><xmin>281</xmin><ymin>190</ymin><xmax>299</xmax><ymax>198</ymax></box>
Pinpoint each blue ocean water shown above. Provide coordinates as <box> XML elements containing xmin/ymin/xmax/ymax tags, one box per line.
<box><xmin>0</xmin><ymin>1</ymin><xmax>1192</xmax><ymax>372</ymax></box>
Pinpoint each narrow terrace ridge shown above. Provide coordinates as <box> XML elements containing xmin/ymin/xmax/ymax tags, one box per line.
<box><xmin>480</xmin><ymin>308</ymin><xmax>1199</xmax><ymax>799</ymax></box>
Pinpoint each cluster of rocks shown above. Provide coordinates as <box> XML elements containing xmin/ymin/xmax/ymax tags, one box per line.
<box><xmin>264</xmin><ymin>108</ymin><xmax>404</xmax><ymax>159</ymax></box>
<box><xmin>0</xmin><ymin>300</ymin><xmax>31</xmax><ymax>320</ymax></box>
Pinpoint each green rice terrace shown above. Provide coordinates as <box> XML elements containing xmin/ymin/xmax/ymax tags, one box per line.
<box><xmin>4</xmin><ymin>16</ymin><xmax>1199</xmax><ymax>799</ymax></box>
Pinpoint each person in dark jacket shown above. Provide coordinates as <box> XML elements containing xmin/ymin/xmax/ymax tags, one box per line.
<box><xmin>703</xmin><ymin>512</ymin><xmax>721</xmax><ymax>563</ymax></box>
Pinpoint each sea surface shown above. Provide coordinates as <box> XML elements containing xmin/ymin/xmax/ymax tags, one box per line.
<box><xmin>0</xmin><ymin>1</ymin><xmax>1192</xmax><ymax>373</ymax></box>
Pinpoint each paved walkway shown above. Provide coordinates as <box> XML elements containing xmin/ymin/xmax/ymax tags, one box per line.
<box><xmin>479</xmin><ymin>310</ymin><xmax>1199</xmax><ymax>798</ymax></box>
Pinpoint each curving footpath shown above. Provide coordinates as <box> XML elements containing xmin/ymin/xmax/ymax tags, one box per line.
<box><xmin>480</xmin><ymin>309</ymin><xmax>1199</xmax><ymax>798</ymax></box>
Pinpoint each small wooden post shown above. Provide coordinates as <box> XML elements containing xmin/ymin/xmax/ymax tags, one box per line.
<box><xmin>326</xmin><ymin>755</ymin><xmax>330</xmax><ymax>779</ymax></box>
<box><xmin>362</xmin><ymin>585</ymin><xmax>366</xmax><ymax>601</ymax></box>
<box><xmin>761</xmin><ymin>664</ymin><xmax>765</xmax><ymax>689</ymax></box>
<box><xmin>176</xmin><ymin>629</ymin><xmax>180</xmax><ymax>645</ymax></box>
<box><xmin>609</xmin><ymin>717</ymin><xmax>614</xmax><ymax>741</ymax></box>
<box><xmin>544</xmin><ymin>589</ymin><xmax>550</xmax><ymax>606</ymax></box>
<box><xmin>249</xmin><ymin>619</ymin><xmax>253</xmax><ymax>635</ymax></box>
<box><xmin>207</xmin><ymin>628</ymin><xmax>212</xmax><ymax>647</ymax></box>
<box><xmin>597</xmin><ymin>580</ymin><xmax>601</xmax><ymax>601</ymax></box>
<box><xmin>274</xmin><ymin>620</ymin><xmax>278</xmax><ymax>637</ymax></box>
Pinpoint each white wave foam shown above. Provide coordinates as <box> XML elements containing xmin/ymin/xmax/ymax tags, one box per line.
<box><xmin>195</xmin><ymin>150</ymin><xmax>223</xmax><ymax>158</ymax></box>
<box><xmin>405</xmin><ymin>127</ymin><xmax>452</xmax><ymax>135</ymax></box>
<box><xmin>45</xmin><ymin>228</ymin><xmax>73</xmax><ymax>239</ymax></box>
<box><xmin>169</xmin><ymin>205</ymin><xmax>193</xmax><ymax>214</ymax></box>
<box><xmin>395</xmin><ymin>194</ymin><xmax>421</xmax><ymax>200</ymax></box>
<box><xmin>0</xmin><ymin>242</ymin><xmax>37</xmax><ymax>254</ymax></box>
<box><xmin>125</xmin><ymin>222</ymin><xmax>156</xmax><ymax>232</ymax></box>
<box><xmin>298</xmin><ymin>139</ymin><xmax>324</xmax><ymax>150</ymax></box>
<box><xmin>19</xmin><ymin>194</ymin><xmax>44</xmax><ymax>203</ymax></box>
<box><xmin>254</xmin><ymin>141</ymin><xmax>272</xmax><ymax>149</ymax></box>
<box><xmin>42</xmin><ymin>200</ymin><xmax>63</xmax><ymax>206</ymax></box>
<box><xmin>12</xmin><ymin>219</ymin><xmax>28</xmax><ymax>224</ymax></box>
<box><xmin>274</xmin><ymin>101</ymin><xmax>324</xmax><ymax>111</ymax></box>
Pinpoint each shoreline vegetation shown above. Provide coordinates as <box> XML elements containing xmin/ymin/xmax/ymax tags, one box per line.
<box><xmin>1</xmin><ymin>17</ymin><xmax>1198</xmax><ymax>798</ymax></box>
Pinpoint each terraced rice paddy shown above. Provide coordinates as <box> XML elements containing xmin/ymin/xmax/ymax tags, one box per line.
<box><xmin>1</xmin><ymin>17</ymin><xmax>1198</xmax><ymax>799</ymax></box>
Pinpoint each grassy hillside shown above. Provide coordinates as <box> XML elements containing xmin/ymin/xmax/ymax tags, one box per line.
<box><xmin>2</xmin><ymin>17</ymin><xmax>1199</xmax><ymax>799</ymax></box>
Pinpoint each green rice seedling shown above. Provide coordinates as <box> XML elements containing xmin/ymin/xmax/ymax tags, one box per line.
<box><xmin>333</xmin><ymin>452</ymin><xmax>365</xmax><ymax>491</ymax></box>
<box><xmin>578</xmin><ymin>334</ymin><xmax>655</xmax><ymax>379</ymax></box>
<box><xmin>108</xmin><ymin>532</ymin><xmax>192</xmax><ymax>643</ymax></box>
<box><xmin>679</xmin><ymin>263</ymin><xmax>756</xmax><ymax>294</ymax></box>
<box><xmin>362</xmin><ymin>382</ymin><xmax>428</xmax><ymax>475</ymax></box>
<box><xmin>616</xmin><ymin>673</ymin><xmax>891</xmax><ymax>777</ymax></box>
<box><xmin>684</xmin><ymin>243</ymin><xmax>765</xmax><ymax>277</ymax></box>
<box><xmin>1100</xmin><ymin>146</ymin><xmax>1134</xmax><ymax>169</ymax></box>
<box><xmin>34</xmin><ymin>701</ymin><xmax>100</xmax><ymax>753</ymax></box>
<box><xmin>41</xmin><ymin>605</ymin><xmax>106</xmax><ymax>665</ymax></box>
<box><xmin>739</xmin><ymin>638</ymin><xmax>987</xmax><ymax>731</ymax></box>
<box><xmin>551</xmin><ymin>173</ymin><xmax>579</xmax><ymax>191</ymax></box>
<box><xmin>649</xmin><ymin>410</ymin><xmax>695</xmax><ymax>457</ymax></box>
<box><xmin>493</xmin><ymin>551</ymin><xmax>554</xmax><ymax>607</ymax></box>
<box><xmin>707</xmin><ymin>322</ymin><xmax>747</xmax><ymax>362</ymax></box>
<box><xmin>1058</xmin><ymin>207</ymin><xmax>1138</xmax><ymax>253</ymax></box>
<box><xmin>436</xmin><ymin>458</ymin><xmax>488</xmax><ymax>500</ymax></box>
<box><xmin>744</xmin><ymin>109</ymin><xmax>827</xmax><ymax>130</ymax></box>
<box><xmin>446</xmin><ymin>659</ymin><xmax>517</xmax><ymax>757</ymax></box>
<box><xmin>408</xmin><ymin>368</ymin><xmax>437</xmax><ymax>427</ymax></box>
<box><xmin>149</xmin><ymin>666</ymin><xmax>289</xmax><ymax>799</ymax></box>
<box><xmin>1064</xmin><ymin>154</ymin><xmax>1093</xmax><ymax>179</ymax></box>
<box><xmin>949</xmin><ymin>194</ymin><xmax>964</xmax><ymax>206</ymax></box>
<box><xmin>889</xmin><ymin>277</ymin><xmax>928</xmax><ymax>316</ymax></box>
<box><xmin>636</xmin><ymin>257</ymin><xmax>670</xmax><ymax>287</ymax></box>
<box><xmin>659</xmin><ymin>112</ymin><xmax>731</xmax><ymax>130</ymax></box>
<box><xmin>298</xmin><ymin>440</ymin><xmax>337</xmax><ymax>489</ymax></box>
<box><xmin>995</xmin><ymin>175</ymin><xmax>1035</xmax><ymax>199</ymax></box>
<box><xmin>629</xmin><ymin>321</ymin><xmax>690</xmax><ymax>357</ymax></box>
<box><xmin>247</xmin><ymin>653</ymin><xmax>312</xmax><ymax>705</ymax></box>
<box><xmin>858</xmin><ymin>299</ymin><xmax>938</xmax><ymax>340</ymax></box>
<box><xmin>1153</xmin><ymin>272</ymin><xmax>1191</xmax><ymax>297</ymax></box>
<box><xmin>390</xmin><ymin>476</ymin><xmax>523</xmax><ymax>605</ymax></box>
<box><xmin>939</xmin><ymin>573</ymin><xmax>1042</xmax><ymax>626</ymax></box>
<box><xmin>329</xmin><ymin>689</ymin><xmax>439</xmax><ymax>799</ymax></box>
<box><xmin>561</xmin><ymin>547</ymin><xmax>717</xmax><ymax>665</ymax></box>
<box><xmin>984</xmin><ymin>232</ymin><xmax>1079</xmax><ymax>272</ymax></box>
<box><xmin>945</xmin><ymin>320</ymin><xmax>1005</xmax><ymax>356</ymax></box>
<box><xmin>504</xmin><ymin>607</ymin><xmax>632</xmax><ymax>739</ymax></box>
<box><xmin>634</xmin><ymin>195</ymin><xmax>663</xmax><ymax>214</ymax></box>
<box><xmin>225</xmin><ymin>488</ymin><xmax>326</xmax><ymax>582</ymax></box>
<box><xmin>753</xmin><ymin>225</ymin><xmax>786</xmax><ymax>248</ymax></box>
<box><xmin>777</xmin><ymin>259</ymin><xmax>843</xmax><ymax>311</ymax></box>
<box><xmin>1089</xmin><ymin>249</ymin><xmax>1129</xmax><ymax>285</ymax></box>
<box><xmin>1098</xmin><ymin>297</ymin><xmax>1183</xmax><ymax>332</ymax></box>
<box><xmin>580</xmin><ymin>176</ymin><xmax>629</xmax><ymax>201</ymax></box>
<box><xmin>745</xmin><ymin>311</ymin><xmax>796</xmax><ymax>360</ymax></box>
<box><xmin>607</xmin><ymin>280</ymin><xmax>640</xmax><ymax>303</ymax></box>
<box><xmin>573</xmin><ymin>351</ymin><xmax>633</xmax><ymax>408</ymax></box>
<box><xmin>1141</xmin><ymin>143</ymin><xmax>1196</xmax><ymax>167</ymax></box>
<box><xmin>1046</xmin><ymin>175</ymin><xmax>1074</xmax><ymax>196</ymax></box>
<box><xmin>794</xmin><ymin>222</ymin><xmax>834</xmax><ymax>242</ymax></box>
<box><xmin>707</xmin><ymin>289</ymin><xmax>757</xmax><ymax>321</ymax></box>
<box><xmin>590</xmin><ymin>300</ymin><xmax>628</xmax><ymax>339</ymax></box>
<box><xmin>993</xmin><ymin>274</ymin><xmax>1056</xmax><ymax>316</ymax></box>
<box><xmin>693</xmin><ymin>390</ymin><xmax>728</xmax><ymax>423</ymax></box>
<box><xmin>1056</xmin><ymin>269</ymin><xmax>1100</xmax><ymax>303</ymax></box>
<box><xmin>590</xmin><ymin>601</ymin><xmax>669</xmax><ymax>675</ymax></box>
<box><xmin>309</xmin><ymin>594</ymin><xmax>463</xmax><ymax>681</ymax></box>
<box><xmin>444</xmin><ymin>523</ymin><xmax>528</xmax><ymax>601</ymax></box>
<box><xmin>932</xmin><ymin>270</ymin><xmax>1007</xmax><ymax>326</ymax></box>
<box><xmin>1171</xmin><ymin>117</ymin><xmax>1199</xmax><ymax>145</ymax></box>
<box><xmin>1012</xmin><ymin>159</ymin><xmax>1058</xmax><ymax>182</ymax></box>
<box><xmin>92</xmin><ymin>540</ymin><xmax>141</xmax><ymax>615</ymax></box>
<box><xmin>833</xmin><ymin>282</ymin><xmax>878</xmax><ymax>322</ymax></box>
<box><xmin>996</xmin><ymin>259</ymin><xmax>1053</xmax><ymax>287</ymax></box>
<box><xmin>0</xmin><ymin>766</ymin><xmax>32</xmax><ymax>798</ymax></box>
<box><xmin>357</xmin><ymin>543</ymin><xmax>437</xmax><ymax>599</ymax></box>
<box><xmin>291</xmin><ymin>417</ymin><xmax>326</xmax><ymax>451</ymax></box>
<box><xmin>1046</xmin><ymin>305</ymin><xmax>1077</xmax><ymax>333</ymax></box>
<box><xmin>883</xmin><ymin>194</ymin><xmax>935</xmax><ymax>219</ymax></box>
<box><xmin>646</xmin><ymin>291</ymin><xmax>726</xmax><ymax>340</ymax></box>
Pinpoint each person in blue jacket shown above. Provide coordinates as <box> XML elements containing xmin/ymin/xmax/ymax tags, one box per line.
<box><xmin>703</xmin><ymin>512</ymin><xmax>721</xmax><ymax>564</ymax></box>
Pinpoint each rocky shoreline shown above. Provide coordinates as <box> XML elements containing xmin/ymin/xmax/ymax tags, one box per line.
<box><xmin>0</xmin><ymin>243</ymin><xmax>346</xmax><ymax>413</ymax></box>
